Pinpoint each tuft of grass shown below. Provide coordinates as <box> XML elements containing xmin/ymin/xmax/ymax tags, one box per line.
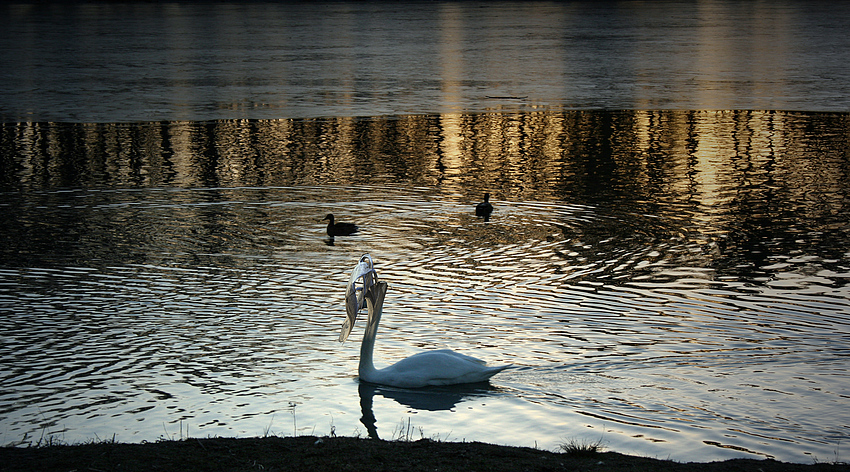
<box><xmin>558</xmin><ymin>437</ymin><xmax>605</xmax><ymax>456</ymax></box>
<box><xmin>262</xmin><ymin>414</ymin><xmax>276</xmax><ymax>438</ymax></box>
<box><xmin>289</xmin><ymin>402</ymin><xmax>298</xmax><ymax>437</ymax></box>
<box><xmin>813</xmin><ymin>440</ymin><xmax>847</xmax><ymax>466</ymax></box>
<box><xmin>391</xmin><ymin>418</ymin><xmax>427</xmax><ymax>442</ymax></box>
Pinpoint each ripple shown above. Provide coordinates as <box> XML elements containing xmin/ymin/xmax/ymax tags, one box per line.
<box><xmin>1</xmin><ymin>183</ymin><xmax>849</xmax><ymax>460</ymax></box>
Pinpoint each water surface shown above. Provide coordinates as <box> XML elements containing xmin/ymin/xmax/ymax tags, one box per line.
<box><xmin>2</xmin><ymin>1</ymin><xmax>850</xmax><ymax>121</ymax></box>
<box><xmin>1</xmin><ymin>0</ymin><xmax>849</xmax><ymax>464</ymax></box>
<box><xmin>1</xmin><ymin>111</ymin><xmax>848</xmax><ymax>463</ymax></box>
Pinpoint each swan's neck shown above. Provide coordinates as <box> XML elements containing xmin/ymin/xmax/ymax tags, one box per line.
<box><xmin>359</xmin><ymin>309</ymin><xmax>378</xmax><ymax>376</ymax></box>
<box><xmin>359</xmin><ymin>282</ymin><xmax>387</xmax><ymax>379</ymax></box>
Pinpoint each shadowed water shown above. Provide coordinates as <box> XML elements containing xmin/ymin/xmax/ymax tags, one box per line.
<box><xmin>2</xmin><ymin>1</ymin><xmax>850</xmax><ymax>122</ymax></box>
<box><xmin>1</xmin><ymin>110</ymin><xmax>849</xmax><ymax>463</ymax></box>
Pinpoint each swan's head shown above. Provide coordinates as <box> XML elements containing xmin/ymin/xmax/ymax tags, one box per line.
<box><xmin>339</xmin><ymin>254</ymin><xmax>377</xmax><ymax>342</ymax></box>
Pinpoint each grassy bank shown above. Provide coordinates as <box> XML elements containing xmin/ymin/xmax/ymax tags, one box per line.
<box><xmin>1</xmin><ymin>435</ymin><xmax>848</xmax><ymax>472</ymax></box>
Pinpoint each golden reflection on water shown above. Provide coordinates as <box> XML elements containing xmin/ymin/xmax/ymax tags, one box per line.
<box><xmin>2</xmin><ymin>110</ymin><xmax>848</xmax><ymax>278</ymax></box>
<box><xmin>2</xmin><ymin>111</ymin><xmax>845</xmax><ymax>205</ymax></box>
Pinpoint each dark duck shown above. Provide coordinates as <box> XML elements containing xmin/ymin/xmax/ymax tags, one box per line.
<box><xmin>475</xmin><ymin>193</ymin><xmax>493</xmax><ymax>221</ymax></box>
<box><xmin>323</xmin><ymin>214</ymin><xmax>358</xmax><ymax>237</ymax></box>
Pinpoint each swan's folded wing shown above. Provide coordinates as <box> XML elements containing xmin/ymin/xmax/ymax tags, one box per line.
<box><xmin>339</xmin><ymin>309</ymin><xmax>356</xmax><ymax>342</ymax></box>
<box><xmin>374</xmin><ymin>349</ymin><xmax>508</xmax><ymax>387</ymax></box>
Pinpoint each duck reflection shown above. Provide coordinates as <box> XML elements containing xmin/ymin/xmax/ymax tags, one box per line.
<box><xmin>357</xmin><ymin>381</ymin><xmax>500</xmax><ymax>440</ymax></box>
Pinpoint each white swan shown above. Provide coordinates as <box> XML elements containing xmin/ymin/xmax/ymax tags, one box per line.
<box><xmin>339</xmin><ymin>255</ymin><xmax>508</xmax><ymax>388</ymax></box>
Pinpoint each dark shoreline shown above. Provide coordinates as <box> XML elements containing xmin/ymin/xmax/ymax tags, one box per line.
<box><xmin>2</xmin><ymin>436</ymin><xmax>847</xmax><ymax>472</ymax></box>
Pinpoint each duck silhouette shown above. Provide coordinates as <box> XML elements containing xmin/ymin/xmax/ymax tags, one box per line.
<box><xmin>323</xmin><ymin>214</ymin><xmax>358</xmax><ymax>237</ymax></box>
<box><xmin>475</xmin><ymin>193</ymin><xmax>493</xmax><ymax>221</ymax></box>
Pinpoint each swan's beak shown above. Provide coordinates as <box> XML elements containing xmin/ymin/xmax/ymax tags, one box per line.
<box><xmin>339</xmin><ymin>254</ymin><xmax>377</xmax><ymax>342</ymax></box>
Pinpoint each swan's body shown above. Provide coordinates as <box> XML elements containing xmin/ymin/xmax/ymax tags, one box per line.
<box><xmin>323</xmin><ymin>213</ymin><xmax>358</xmax><ymax>237</ymax></box>
<box><xmin>340</xmin><ymin>255</ymin><xmax>508</xmax><ymax>388</ymax></box>
<box><xmin>362</xmin><ymin>349</ymin><xmax>506</xmax><ymax>388</ymax></box>
<box><xmin>475</xmin><ymin>193</ymin><xmax>493</xmax><ymax>221</ymax></box>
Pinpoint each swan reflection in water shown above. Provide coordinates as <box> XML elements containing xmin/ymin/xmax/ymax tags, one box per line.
<box><xmin>339</xmin><ymin>254</ymin><xmax>509</xmax><ymax>388</ymax></box>
<box><xmin>357</xmin><ymin>381</ymin><xmax>502</xmax><ymax>440</ymax></box>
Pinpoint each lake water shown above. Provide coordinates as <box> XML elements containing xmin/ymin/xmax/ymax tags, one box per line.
<box><xmin>3</xmin><ymin>1</ymin><xmax>850</xmax><ymax>121</ymax></box>
<box><xmin>1</xmin><ymin>1</ymin><xmax>849</xmax><ymax>465</ymax></box>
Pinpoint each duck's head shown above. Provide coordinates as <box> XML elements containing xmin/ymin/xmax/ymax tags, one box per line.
<box><xmin>323</xmin><ymin>214</ymin><xmax>334</xmax><ymax>222</ymax></box>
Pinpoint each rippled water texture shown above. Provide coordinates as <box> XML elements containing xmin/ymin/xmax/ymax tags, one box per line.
<box><xmin>2</xmin><ymin>0</ymin><xmax>850</xmax><ymax>464</ymax></box>
<box><xmin>2</xmin><ymin>1</ymin><xmax>850</xmax><ymax>121</ymax></box>
<box><xmin>1</xmin><ymin>110</ymin><xmax>849</xmax><ymax>463</ymax></box>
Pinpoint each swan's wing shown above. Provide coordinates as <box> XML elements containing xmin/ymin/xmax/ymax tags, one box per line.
<box><xmin>338</xmin><ymin>309</ymin><xmax>357</xmax><ymax>343</ymax></box>
<box><xmin>340</xmin><ymin>254</ymin><xmax>376</xmax><ymax>342</ymax></box>
<box><xmin>372</xmin><ymin>349</ymin><xmax>508</xmax><ymax>388</ymax></box>
<box><xmin>389</xmin><ymin>350</ymin><xmax>487</xmax><ymax>370</ymax></box>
